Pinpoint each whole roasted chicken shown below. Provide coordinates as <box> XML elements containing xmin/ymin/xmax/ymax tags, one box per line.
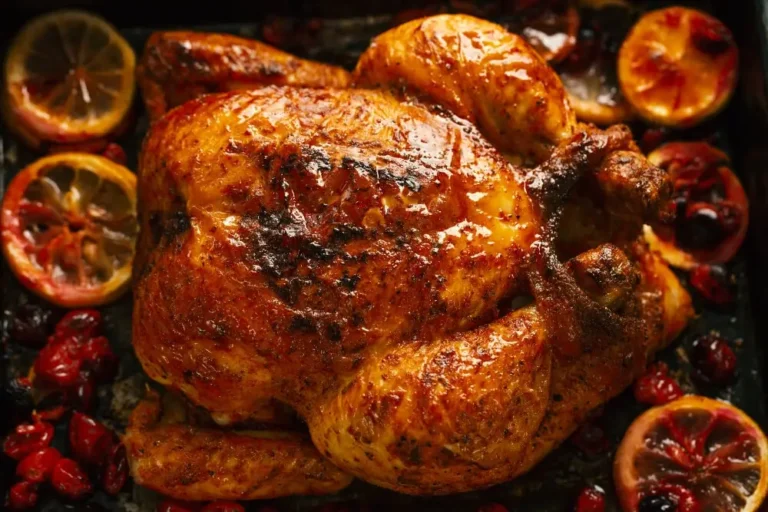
<box><xmin>126</xmin><ymin>15</ymin><xmax>693</xmax><ymax>500</ymax></box>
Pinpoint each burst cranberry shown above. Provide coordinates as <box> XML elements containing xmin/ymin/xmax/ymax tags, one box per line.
<box><xmin>633</xmin><ymin>362</ymin><xmax>684</xmax><ymax>406</ymax></box>
<box><xmin>34</xmin><ymin>404</ymin><xmax>69</xmax><ymax>422</ymax></box>
<box><xmin>2</xmin><ymin>420</ymin><xmax>54</xmax><ymax>460</ymax></box>
<box><xmin>570</xmin><ymin>421</ymin><xmax>609</xmax><ymax>457</ymax></box>
<box><xmin>575</xmin><ymin>485</ymin><xmax>605</xmax><ymax>512</ymax></box>
<box><xmin>477</xmin><ymin>504</ymin><xmax>509</xmax><ymax>512</ymax></box>
<box><xmin>70</xmin><ymin>372</ymin><xmax>96</xmax><ymax>411</ymax></box>
<box><xmin>690</xmin><ymin>264</ymin><xmax>735</xmax><ymax>305</ymax></box>
<box><xmin>6</xmin><ymin>481</ymin><xmax>38</xmax><ymax>510</ymax></box>
<box><xmin>34</xmin><ymin>336</ymin><xmax>83</xmax><ymax>387</ymax></box>
<box><xmin>201</xmin><ymin>502</ymin><xmax>246</xmax><ymax>512</ymax></box>
<box><xmin>102</xmin><ymin>442</ymin><xmax>129</xmax><ymax>495</ymax></box>
<box><xmin>157</xmin><ymin>499</ymin><xmax>202</xmax><ymax>512</ymax></box>
<box><xmin>101</xmin><ymin>143</ymin><xmax>127</xmax><ymax>165</ymax></box>
<box><xmin>69</xmin><ymin>412</ymin><xmax>113</xmax><ymax>466</ymax></box>
<box><xmin>51</xmin><ymin>457</ymin><xmax>93</xmax><ymax>499</ymax></box>
<box><xmin>690</xmin><ymin>335</ymin><xmax>737</xmax><ymax>385</ymax></box>
<box><xmin>54</xmin><ymin>309</ymin><xmax>102</xmax><ymax>342</ymax></box>
<box><xmin>80</xmin><ymin>335</ymin><xmax>118</xmax><ymax>383</ymax></box>
<box><xmin>16</xmin><ymin>446</ymin><xmax>62</xmax><ymax>482</ymax></box>
<box><xmin>8</xmin><ymin>302</ymin><xmax>56</xmax><ymax>348</ymax></box>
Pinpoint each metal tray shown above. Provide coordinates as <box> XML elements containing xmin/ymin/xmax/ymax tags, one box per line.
<box><xmin>2</xmin><ymin>1</ymin><xmax>768</xmax><ymax>510</ymax></box>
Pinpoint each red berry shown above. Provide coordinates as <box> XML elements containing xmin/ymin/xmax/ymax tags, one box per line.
<box><xmin>6</xmin><ymin>481</ymin><xmax>39</xmax><ymax>510</ymax></box>
<box><xmin>102</xmin><ymin>442</ymin><xmax>129</xmax><ymax>495</ymax></box>
<box><xmin>33</xmin><ymin>403</ymin><xmax>69</xmax><ymax>422</ymax></box>
<box><xmin>575</xmin><ymin>485</ymin><xmax>605</xmax><ymax>512</ymax></box>
<box><xmin>16</xmin><ymin>447</ymin><xmax>62</xmax><ymax>482</ymax></box>
<box><xmin>570</xmin><ymin>421</ymin><xmax>609</xmax><ymax>457</ymax></box>
<box><xmin>69</xmin><ymin>412</ymin><xmax>114</xmax><ymax>467</ymax></box>
<box><xmin>70</xmin><ymin>373</ymin><xmax>97</xmax><ymax>411</ymax></box>
<box><xmin>80</xmin><ymin>335</ymin><xmax>118</xmax><ymax>383</ymax></box>
<box><xmin>633</xmin><ymin>362</ymin><xmax>684</xmax><ymax>406</ymax></box>
<box><xmin>2</xmin><ymin>420</ymin><xmax>54</xmax><ymax>460</ymax></box>
<box><xmin>101</xmin><ymin>143</ymin><xmax>127</xmax><ymax>165</ymax></box>
<box><xmin>157</xmin><ymin>499</ymin><xmax>202</xmax><ymax>512</ymax></box>
<box><xmin>690</xmin><ymin>334</ymin><xmax>737</xmax><ymax>385</ymax></box>
<box><xmin>201</xmin><ymin>502</ymin><xmax>245</xmax><ymax>512</ymax></box>
<box><xmin>477</xmin><ymin>504</ymin><xmax>509</xmax><ymax>512</ymax></box>
<box><xmin>51</xmin><ymin>458</ymin><xmax>93</xmax><ymax>499</ymax></box>
<box><xmin>54</xmin><ymin>309</ymin><xmax>102</xmax><ymax>342</ymax></box>
<box><xmin>34</xmin><ymin>336</ymin><xmax>83</xmax><ymax>387</ymax></box>
<box><xmin>689</xmin><ymin>264</ymin><xmax>735</xmax><ymax>305</ymax></box>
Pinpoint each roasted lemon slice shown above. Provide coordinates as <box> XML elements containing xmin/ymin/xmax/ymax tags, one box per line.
<box><xmin>617</xmin><ymin>7</ymin><xmax>737</xmax><ymax>127</ymax></box>
<box><xmin>615</xmin><ymin>395</ymin><xmax>768</xmax><ymax>512</ymax></box>
<box><xmin>3</xmin><ymin>10</ymin><xmax>136</xmax><ymax>147</ymax></box>
<box><xmin>1</xmin><ymin>153</ymin><xmax>137</xmax><ymax>307</ymax></box>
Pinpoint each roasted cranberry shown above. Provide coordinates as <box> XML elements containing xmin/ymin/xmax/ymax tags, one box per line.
<box><xmin>157</xmin><ymin>499</ymin><xmax>202</xmax><ymax>512</ymax></box>
<box><xmin>102</xmin><ymin>442</ymin><xmax>129</xmax><ymax>495</ymax></box>
<box><xmin>70</xmin><ymin>372</ymin><xmax>96</xmax><ymax>411</ymax></box>
<box><xmin>34</xmin><ymin>336</ymin><xmax>83</xmax><ymax>387</ymax></box>
<box><xmin>3</xmin><ymin>419</ymin><xmax>54</xmax><ymax>460</ymax></box>
<box><xmin>689</xmin><ymin>264</ymin><xmax>735</xmax><ymax>305</ymax></box>
<box><xmin>633</xmin><ymin>362</ymin><xmax>684</xmax><ymax>406</ymax></box>
<box><xmin>575</xmin><ymin>485</ymin><xmax>605</xmax><ymax>512</ymax></box>
<box><xmin>570</xmin><ymin>421</ymin><xmax>609</xmax><ymax>457</ymax></box>
<box><xmin>641</xmin><ymin>127</ymin><xmax>669</xmax><ymax>153</ymax></box>
<box><xmin>34</xmin><ymin>391</ymin><xmax>69</xmax><ymax>421</ymax></box>
<box><xmin>79</xmin><ymin>335</ymin><xmax>118</xmax><ymax>383</ymax></box>
<box><xmin>54</xmin><ymin>309</ymin><xmax>102</xmax><ymax>342</ymax></box>
<box><xmin>16</xmin><ymin>446</ymin><xmax>62</xmax><ymax>482</ymax></box>
<box><xmin>201</xmin><ymin>502</ymin><xmax>246</xmax><ymax>512</ymax></box>
<box><xmin>676</xmin><ymin>202</ymin><xmax>741</xmax><ymax>251</ymax></box>
<box><xmin>690</xmin><ymin>334</ymin><xmax>737</xmax><ymax>385</ymax></box>
<box><xmin>477</xmin><ymin>504</ymin><xmax>509</xmax><ymax>512</ymax></box>
<box><xmin>6</xmin><ymin>481</ymin><xmax>39</xmax><ymax>510</ymax></box>
<box><xmin>8</xmin><ymin>302</ymin><xmax>55</xmax><ymax>348</ymax></box>
<box><xmin>690</xmin><ymin>16</ymin><xmax>733</xmax><ymax>56</ymax></box>
<box><xmin>68</xmin><ymin>412</ymin><xmax>113</xmax><ymax>467</ymax></box>
<box><xmin>51</xmin><ymin>457</ymin><xmax>93</xmax><ymax>499</ymax></box>
<box><xmin>101</xmin><ymin>143</ymin><xmax>127</xmax><ymax>165</ymax></box>
<box><xmin>638</xmin><ymin>495</ymin><xmax>675</xmax><ymax>512</ymax></box>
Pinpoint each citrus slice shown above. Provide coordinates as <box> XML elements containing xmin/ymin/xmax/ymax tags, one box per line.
<box><xmin>557</xmin><ymin>0</ymin><xmax>635</xmax><ymax>124</ymax></box>
<box><xmin>615</xmin><ymin>395</ymin><xmax>768</xmax><ymax>512</ymax></box>
<box><xmin>1</xmin><ymin>153</ymin><xmax>137</xmax><ymax>307</ymax></box>
<box><xmin>643</xmin><ymin>142</ymin><xmax>748</xmax><ymax>269</ymax></box>
<box><xmin>617</xmin><ymin>7</ymin><xmax>738</xmax><ymax>127</ymax></box>
<box><xmin>3</xmin><ymin>10</ymin><xmax>136</xmax><ymax>147</ymax></box>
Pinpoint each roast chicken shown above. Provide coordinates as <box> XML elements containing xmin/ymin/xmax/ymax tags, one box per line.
<box><xmin>125</xmin><ymin>14</ymin><xmax>693</xmax><ymax>500</ymax></box>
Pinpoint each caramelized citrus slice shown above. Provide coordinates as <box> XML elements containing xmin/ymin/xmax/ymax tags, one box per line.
<box><xmin>3</xmin><ymin>10</ymin><xmax>136</xmax><ymax>147</ymax></box>
<box><xmin>1</xmin><ymin>153</ymin><xmax>137</xmax><ymax>307</ymax></box>
<box><xmin>557</xmin><ymin>0</ymin><xmax>635</xmax><ymax>124</ymax></box>
<box><xmin>643</xmin><ymin>142</ymin><xmax>748</xmax><ymax>269</ymax></box>
<box><xmin>615</xmin><ymin>396</ymin><xmax>768</xmax><ymax>512</ymax></box>
<box><xmin>617</xmin><ymin>7</ymin><xmax>738</xmax><ymax>127</ymax></box>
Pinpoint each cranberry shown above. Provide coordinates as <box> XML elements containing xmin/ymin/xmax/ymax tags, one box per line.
<box><xmin>570</xmin><ymin>421</ymin><xmax>609</xmax><ymax>457</ymax></box>
<box><xmin>102</xmin><ymin>442</ymin><xmax>129</xmax><ymax>495</ymax></box>
<box><xmin>157</xmin><ymin>499</ymin><xmax>202</xmax><ymax>512</ymax></box>
<box><xmin>68</xmin><ymin>412</ymin><xmax>113</xmax><ymax>467</ymax></box>
<box><xmin>80</xmin><ymin>335</ymin><xmax>118</xmax><ymax>383</ymax></box>
<box><xmin>690</xmin><ymin>265</ymin><xmax>735</xmax><ymax>305</ymax></box>
<box><xmin>16</xmin><ymin>446</ymin><xmax>62</xmax><ymax>482</ymax></box>
<box><xmin>690</xmin><ymin>334</ymin><xmax>737</xmax><ymax>385</ymax></box>
<box><xmin>6</xmin><ymin>481</ymin><xmax>39</xmax><ymax>510</ymax></box>
<box><xmin>575</xmin><ymin>485</ymin><xmax>605</xmax><ymax>512</ymax></box>
<box><xmin>51</xmin><ymin>457</ymin><xmax>93</xmax><ymax>499</ymax></box>
<box><xmin>70</xmin><ymin>372</ymin><xmax>96</xmax><ymax>411</ymax></box>
<box><xmin>638</xmin><ymin>495</ymin><xmax>675</xmax><ymax>512</ymax></box>
<box><xmin>477</xmin><ymin>504</ymin><xmax>509</xmax><ymax>512</ymax></box>
<box><xmin>633</xmin><ymin>362</ymin><xmax>684</xmax><ymax>406</ymax></box>
<box><xmin>690</xmin><ymin>16</ymin><xmax>733</xmax><ymax>56</ymax></box>
<box><xmin>34</xmin><ymin>336</ymin><xmax>83</xmax><ymax>387</ymax></box>
<box><xmin>8</xmin><ymin>302</ymin><xmax>56</xmax><ymax>348</ymax></box>
<box><xmin>101</xmin><ymin>143</ymin><xmax>127</xmax><ymax>166</ymax></box>
<box><xmin>54</xmin><ymin>309</ymin><xmax>102</xmax><ymax>342</ymax></box>
<box><xmin>201</xmin><ymin>502</ymin><xmax>246</xmax><ymax>512</ymax></box>
<box><xmin>641</xmin><ymin>127</ymin><xmax>669</xmax><ymax>153</ymax></box>
<box><xmin>3</xmin><ymin>420</ymin><xmax>54</xmax><ymax>460</ymax></box>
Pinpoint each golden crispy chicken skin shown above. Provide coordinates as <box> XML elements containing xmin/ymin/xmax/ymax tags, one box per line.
<box><xmin>137</xmin><ymin>31</ymin><xmax>350</xmax><ymax>121</ymax></box>
<box><xmin>354</xmin><ymin>15</ymin><xmax>576</xmax><ymax>162</ymax></box>
<box><xmin>128</xmin><ymin>14</ymin><xmax>693</xmax><ymax>499</ymax></box>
